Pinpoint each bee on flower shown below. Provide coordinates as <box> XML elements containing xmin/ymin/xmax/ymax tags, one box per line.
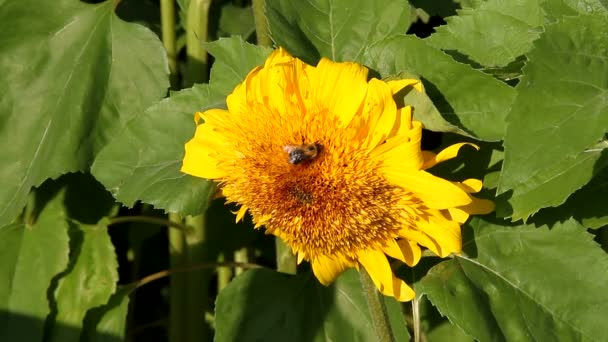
<box><xmin>181</xmin><ymin>48</ymin><xmax>494</xmax><ymax>301</ymax></box>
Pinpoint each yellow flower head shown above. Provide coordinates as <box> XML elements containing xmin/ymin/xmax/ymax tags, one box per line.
<box><xmin>181</xmin><ymin>48</ymin><xmax>494</xmax><ymax>301</ymax></box>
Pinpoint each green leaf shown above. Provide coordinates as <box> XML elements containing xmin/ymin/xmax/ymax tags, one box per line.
<box><xmin>215</xmin><ymin>268</ymin><xmax>409</xmax><ymax>342</ymax></box>
<box><xmin>544</xmin><ymin>0</ymin><xmax>608</xmax><ymax>18</ymax></box>
<box><xmin>418</xmin><ymin>218</ymin><xmax>608</xmax><ymax>342</ymax></box>
<box><xmin>497</xmin><ymin>14</ymin><xmax>608</xmax><ymax>220</ymax></box>
<box><xmin>218</xmin><ymin>4</ymin><xmax>255</xmax><ymax>39</ymax></box>
<box><xmin>428</xmin><ymin>321</ymin><xmax>473</xmax><ymax>342</ymax></box>
<box><xmin>533</xmin><ymin>162</ymin><xmax>608</xmax><ymax>229</ymax></box>
<box><xmin>48</xmin><ymin>219</ymin><xmax>118</xmax><ymax>342</ymax></box>
<box><xmin>364</xmin><ymin>35</ymin><xmax>515</xmax><ymax>141</ymax></box>
<box><xmin>391</xmin><ymin>76</ymin><xmax>475</xmax><ymax>138</ymax></box>
<box><xmin>205</xmin><ymin>37</ymin><xmax>272</xmax><ymax>95</ymax></box>
<box><xmin>82</xmin><ymin>285</ymin><xmax>134</xmax><ymax>342</ymax></box>
<box><xmin>0</xmin><ymin>192</ymin><xmax>71</xmax><ymax>341</ymax></box>
<box><xmin>92</xmin><ymin>37</ymin><xmax>269</xmax><ymax>215</ymax></box>
<box><xmin>0</xmin><ymin>0</ymin><xmax>169</xmax><ymax>226</ymax></box>
<box><xmin>428</xmin><ymin>0</ymin><xmax>544</xmax><ymax>67</ymax></box>
<box><xmin>266</xmin><ymin>0</ymin><xmax>411</xmax><ymax>64</ymax></box>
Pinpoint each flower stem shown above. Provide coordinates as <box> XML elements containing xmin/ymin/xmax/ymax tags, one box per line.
<box><xmin>360</xmin><ymin>269</ymin><xmax>395</xmax><ymax>342</ymax></box>
<box><xmin>183</xmin><ymin>214</ymin><xmax>212</xmax><ymax>341</ymax></box>
<box><xmin>412</xmin><ymin>295</ymin><xmax>421</xmax><ymax>342</ymax></box>
<box><xmin>185</xmin><ymin>0</ymin><xmax>212</xmax><ymax>86</ymax></box>
<box><xmin>252</xmin><ymin>0</ymin><xmax>272</xmax><ymax>47</ymax></box>
<box><xmin>160</xmin><ymin>0</ymin><xmax>178</xmax><ymax>87</ymax></box>
<box><xmin>275</xmin><ymin>238</ymin><xmax>297</xmax><ymax>274</ymax></box>
<box><xmin>168</xmin><ymin>213</ymin><xmax>187</xmax><ymax>342</ymax></box>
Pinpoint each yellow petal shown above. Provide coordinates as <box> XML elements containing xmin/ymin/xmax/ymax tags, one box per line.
<box><xmin>389</xmin><ymin>105</ymin><xmax>413</xmax><ymax>137</ymax></box>
<box><xmin>358</xmin><ymin>249</ymin><xmax>415</xmax><ymax>301</ymax></box>
<box><xmin>383</xmin><ymin>169</ymin><xmax>473</xmax><ymax>209</ymax></box>
<box><xmin>311</xmin><ymin>254</ymin><xmax>353</xmax><ymax>286</ymax></box>
<box><xmin>235</xmin><ymin>206</ymin><xmax>248</xmax><ymax>223</ymax></box>
<box><xmin>386</xmin><ymin>79</ymin><xmax>424</xmax><ymax>94</ymax></box>
<box><xmin>181</xmin><ymin>125</ymin><xmax>226</xmax><ymax>179</ymax></box>
<box><xmin>445</xmin><ymin>207</ymin><xmax>470</xmax><ymax>224</ymax></box>
<box><xmin>381</xmin><ymin>239</ymin><xmax>421</xmax><ymax>267</ymax></box>
<box><xmin>422</xmin><ymin>143</ymin><xmax>478</xmax><ymax>170</ymax></box>
<box><xmin>460</xmin><ymin>179</ymin><xmax>483</xmax><ymax>193</ymax></box>
<box><xmin>311</xmin><ymin>58</ymin><xmax>368</xmax><ymax>126</ymax></box>
<box><xmin>397</xmin><ymin>240</ymin><xmax>422</xmax><ymax>267</ymax></box>
<box><xmin>458</xmin><ymin>197</ymin><xmax>495</xmax><ymax>215</ymax></box>
<box><xmin>398</xmin><ymin>227</ymin><xmax>442</xmax><ymax>256</ymax></box>
<box><xmin>372</xmin><ymin>121</ymin><xmax>424</xmax><ymax>170</ymax></box>
<box><xmin>415</xmin><ymin>215</ymin><xmax>462</xmax><ymax>257</ymax></box>
<box><xmin>363</xmin><ymin>79</ymin><xmax>398</xmax><ymax>149</ymax></box>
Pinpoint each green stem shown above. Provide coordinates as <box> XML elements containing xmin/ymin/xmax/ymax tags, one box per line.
<box><xmin>160</xmin><ymin>0</ymin><xmax>178</xmax><ymax>87</ymax></box>
<box><xmin>185</xmin><ymin>0</ymin><xmax>212</xmax><ymax>86</ymax></box>
<box><xmin>168</xmin><ymin>213</ymin><xmax>187</xmax><ymax>342</ymax></box>
<box><xmin>360</xmin><ymin>269</ymin><xmax>395</xmax><ymax>342</ymax></box>
<box><xmin>412</xmin><ymin>295</ymin><xmax>421</xmax><ymax>342</ymax></box>
<box><xmin>109</xmin><ymin>216</ymin><xmax>191</xmax><ymax>231</ymax></box>
<box><xmin>217</xmin><ymin>253</ymin><xmax>232</xmax><ymax>291</ymax></box>
<box><xmin>234</xmin><ymin>247</ymin><xmax>249</xmax><ymax>276</ymax></box>
<box><xmin>252</xmin><ymin>0</ymin><xmax>272</xmax><ymax>47</ymax></box>
<box><xmin>275</xmin><ymin>238</ymin><xmax>297</xmax><ymax>274</ymax></box>
<box><xmin>183</xmin><ymin>214</ymin><xmax>211</xmax><ymax>342</ymax></box>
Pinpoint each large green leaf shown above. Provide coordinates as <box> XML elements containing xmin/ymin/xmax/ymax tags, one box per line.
<box><xmin>48</xmin><ymin>220</ymin><xmax>118</xmax><ymax>342</ymax></box>
<box><xmin>266</xmin><ymin>0</ymin><xmax>411</xmax><ymax>64</ymax></box>
<box><xmin>418</xmin><ymin>218</ymin><xmax>608</xmax><ymax>341</ymax></box>
<box><xmin>533</xmin><ymin>163</ymin><xmax>608</xmax><ymax>229</ymax></box>
<box><xmin>497</xmin><ymin>14</ymin><xmax>608</xmax><ymax>220</ymax></box>
<box><xmin>205</xmin><ymin>38</ymin><xmax>272</xmax><ymax>95</ymax></box>
<box><xmin>92</xmin><ymin>37</ymin><xmax>269</xmax><ymax>215</ymax></box>
<box><xmin>0</xmin><ymin>0</ymin><xmax>169</xmax><ymax>226</ymax></box>
<box><xmin>428</xmin><ymin>0</ymin><xmax>544</xmax><ymax>67</ymax></box>
<box><xmin>215</xmin><ymin>269</ymin><xmax>409</xmax><ymax>342</ymax></box>
<box><xmin>364</xmin><ymin>35</ymin><xmax>515</xmax><ymax>141</ymax></box>
<box><xmin>0</xmin><ymin>192</ymin><xmax>70</xmax><ymax>341</ymax></box>
<box><xmin>82</xmin><ymin>285</ymin><xmax>134</xmax><ymax>342</ymax></box>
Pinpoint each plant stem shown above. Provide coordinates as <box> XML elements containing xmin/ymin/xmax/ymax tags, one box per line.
<box><xmin>234</xmin><ymin>247</ymin><xmax>249</xmax><ymax>276</ymax></box>
<box><xmin>160</xmin><ymin>0</ymin><xmax>178</xmax><ymax>87</ymax></box>
<box><xmin>109</xmin><ymin>215</ymin><xmax>191</xmax><ymax>231</ymax></box>
<box><xmin>168</xmin><ymin>213</ymin><xmax>187</xmax><ymax>342</ymax></box>
<box><xmin>359</xmin><ymin>269</ymin><xmax>395</xmax><ymax>342</ymax></box>
<box><xmin>412</xmin><ymin>295</ymin><xmax>421</xmax><ymax>342</ymax></box>
<box><xmin>275</xmin><ymin>238</ymin><xmax>297</xmax><ymax>274</ymax></box>
<box><xmin>252</xmin><ymin>0</ymin><xmax>272</xmax><ymax>47</ymax></box>
<box><xmin>217</xmin><ymin>253</ymin><xmax>233</xmax><ymax>291</ymax></box>
<box><xmin>185</xmin><ymin>0</ymin><xmax>212</xmax><ymax>86</ymax></box>
<box><xmin>183</xmin><ymin>214</ymin><xmax>211</xmax><ymax>342</ymax></box>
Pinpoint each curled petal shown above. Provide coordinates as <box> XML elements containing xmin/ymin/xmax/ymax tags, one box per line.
<box><xmin>358</xmin><ymin>249</ymin><xmax>415</xmax><ymax>302</ymax></box>
<box><xmin>422</xmin><ymin>143</ymin><xmax>478</xmax><ymax>170</ymax></box>
<box><xmin>311</xmin><ymin>254</ymin><xmax>353</xmax><ymax>285</ymax></box>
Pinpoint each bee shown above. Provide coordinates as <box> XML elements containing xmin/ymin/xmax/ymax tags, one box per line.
<box><xmin>283</xmin><ymin>142</ymin><xmax>322</xmax><ymax>165</ymax></box>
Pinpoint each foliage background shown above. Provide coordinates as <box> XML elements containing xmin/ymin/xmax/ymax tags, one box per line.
<box><xmin>0</xmin><ymin>0</ymin><xmax>607</xmax><ymax>341</ymax></box>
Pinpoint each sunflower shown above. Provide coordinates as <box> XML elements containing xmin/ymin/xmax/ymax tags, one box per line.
<box><xmin>181</xmin><ymin>48</ymin><xmax>494</xmax><ymax>301</ymax></box>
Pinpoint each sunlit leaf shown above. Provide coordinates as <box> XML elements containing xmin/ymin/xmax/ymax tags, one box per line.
<box><xmin>418</xmin><ymin>218</ymin><xmax>608</xmax><ymax>341</ymax></box>
<box><xmin>215</xmin><ymin>269</ymin><xmax>409</xmax><ymax>342</ymax></box>
<box><xmin>48</xmin><ymin>219</ymin><xmax>118</xmax><ymax>342</ymax></box>
<box><xmin>428</xmin><ymin>0</ymin><xmax>544</xmax><ymax>67</ymax></box>
<box><xmin>497</xmin><ymin>13</ymin><xmax>608</xmax><ymax>220</ymax></box>
<box><xmin>0</xmin><ymin>0</ymin><xmax>169</xmax><ymax>226</ymax></box>
<box><xmin>92</xmin><ymin>37</ymin><xmax>269</xmax><ymax>215</ymax></box>
<box><xmin>266</xmin><ymin>0</ymin><xmax>411</xmax><ymax>64</ymax></box>
<box><xmin>364</xmin><ymin>35</ymin><xmax>515</xmax><ymax>141</ymax></box>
